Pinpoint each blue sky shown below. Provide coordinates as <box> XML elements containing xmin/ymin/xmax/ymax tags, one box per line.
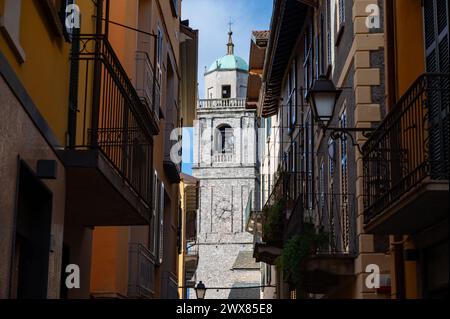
<box><xmin>181</xmin><ymin>0</ymin><xmax>273</xmax><ymax>175</ymax></box>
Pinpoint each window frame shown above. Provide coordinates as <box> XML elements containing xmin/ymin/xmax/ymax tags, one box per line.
<box><xmin>0</xmin><ymin>0</ymin><xmax>26</xmax><ymax>62</ymax></box>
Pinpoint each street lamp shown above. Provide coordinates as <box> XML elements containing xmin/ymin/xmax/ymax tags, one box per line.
<box><xmin>307</xmin><ymin>75</ymin><xmax>375</xmax><ymax>153</ymax></box>
<box><xmin>195</xmin><ymin>281</ymin><xmax>206</xmax><ymax>299</ymax></box>
<box><xmin>307</xmin><ymin>75</ymin><xmax>342</xmax><ymax>129</ymax></box>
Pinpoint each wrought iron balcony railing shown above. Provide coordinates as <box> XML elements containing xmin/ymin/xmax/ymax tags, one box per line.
<box><xmin>262</xmin><ymin>171</ymin><xmax>305</xmax><ymax>245</ymax></box>
<box><xmin>314</xmin><ymin>192</ymin><xmax>357</xmax><ymax>255</ymax></box>
<box><xmin>198</xmin><ymin>98</ymin><xmax>246</xmax><ymax>109</ymax></box>
<box><xmin>71</xmin><ymin>35</ymin><xmax>158</xmax><ymax>206</ymax></box>
<box><xmin>363</xmin><ymin>73</ymin><xmax>449</xmax><ymax>224</ymax></box>
<box><xmin>128</xmin><ymin>243</ymin><xmax>155</xmax><ymax>298</ymax></box>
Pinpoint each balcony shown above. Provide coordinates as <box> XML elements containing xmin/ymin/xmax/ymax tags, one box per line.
<box><xmin>198</xmin><ymin>98</ymin><xmax>246</xmax><ymax>110</ymax></box>
<box><xmin>184</xmin><ymin>241</ymin><xmax>199</xmax><ymax>273</ymax></box>
<box><xmin>252</xmin><ymin>171</ymin><xmax>296</xmax><ymax>264</ymax></box>
<box><xmin>60</xmin><ymin>35</ymin><xmax>158</xmax><ymax>226</ymax></box>
<box><xmin>213</xmin><ymin>152</ymin><xmax>234</xmax><ymax>163</ymax></box>
<box><xmin>363</xmin><ymin>73</ymin><xmax>449</xmax><ymax>234</ymax></box>
<box><xmin>301</xmin><ymin>193</ymin><xmax>357</xmax><ymax>294</ymax></box>
<box><xmin>128</xmin><ymin>244</ymin><xmax>155</xmax><ymax>299</ymax></box>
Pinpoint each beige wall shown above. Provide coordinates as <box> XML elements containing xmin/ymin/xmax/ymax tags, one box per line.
<box><xmin>0</xmin><ymin>76</ymin><xmax>66</xmax><ymax>299</ymax></box>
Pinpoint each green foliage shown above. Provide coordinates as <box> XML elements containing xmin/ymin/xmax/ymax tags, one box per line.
<box><xmin>279</xmin><ymin>225</ymin><xmax>329</xmax><ymax>289</ymax></box>
<box><xmin>263</xmin><ymin>199</ymin><xmax>285</xmax><ymax>242</ymax></box>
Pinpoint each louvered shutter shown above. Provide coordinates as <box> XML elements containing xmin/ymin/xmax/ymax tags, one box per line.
<box><xmin>149</xmin><ymin>171</ymin><xmax>158</xmax><ymax>256</ymax></box>
<box><xmin>424</xmin><ymin>0</ymin><xmax>449</xmax><ymax>179</ymax></box>
<box><xmin>158</xmin><ymin>182</ymin><xmax>165</xmax><ymax>264</ymax></box>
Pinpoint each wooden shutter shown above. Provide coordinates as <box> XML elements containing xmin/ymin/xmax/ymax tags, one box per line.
<box><xmin>158</xmin><ymin>182</ymin><xmax>165</xmax><ymax>264</ymax></box>
<box><xmin>424</xmin><ymin>0</ymin><xmax>449</xmax><ymax>178</ymax></box>
<box><xmin>424</xmin><ymin>0</ymin><xmax>449</xmax><ymax>73</ymax></box>
<box><xmin>149</xmin><ymin>171</ymin><xmax>158</xmax><ymax>256</ymax></box>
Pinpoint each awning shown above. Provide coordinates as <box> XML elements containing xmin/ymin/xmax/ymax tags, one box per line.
<box><xmin>261</xmin><ymin>0</ymin><xmax>310</xmax><ymax>117</ymax></box>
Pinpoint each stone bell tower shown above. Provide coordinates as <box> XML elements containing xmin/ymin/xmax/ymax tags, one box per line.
<box><xmin>192</xmin><ymin>28</ymin><xmax>261</xmax><ymax>299</ymax></box>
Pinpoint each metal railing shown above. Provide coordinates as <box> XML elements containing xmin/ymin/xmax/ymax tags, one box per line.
<box><xmin>185</xmin><ymin>241</ymin><xmax>199</xmax><ymax>257</ymax></box>
<box><xmin>314</xmin><ymin>192</ymin><xmax>357</xmax><ymax>255</ymax></box>
<box><xmin>263</xmin><ymin>171</ymin><xmax>304</xmax><ymax>209</ymax></box>
<box><xmin>363</xmin><ymin>73</ymin><xmax>449</xmax><ymax>224</ymax></box>
<box><xmin>262</xmin><ymin>171</ymin><xmax>305</xmax><ymax>244</ymax></box>
<box><xmin>198</xmin><ymin>98</ymin><xmax>246</xmax><ymax>109</ymax></box>
<box><xmin>71</xmin><ymin>35</ymin><xmax>158</xmax><ymax>208</ymax></box>
<box><xmin>128</xmin><ymin>243</ymin><xmax>155</xmax><ymax>298</ymax></box>
<box><xmin>135</xmin><ymin>51</ymin><xmax>160</xmax><ymax>122</ymax></box>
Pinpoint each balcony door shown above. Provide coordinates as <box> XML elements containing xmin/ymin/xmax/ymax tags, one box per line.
<box><xmin>423</xmin><ymin>0</ymin><xmax>449</xmax><ymax>179</ymax></box>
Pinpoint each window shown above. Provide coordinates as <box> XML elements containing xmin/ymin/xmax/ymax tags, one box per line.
<box><xmin>328</xmin><ymin>138</ymin><xmax>336</xmax><ymax>251</ymax></box>
<box><xmin>319</xmin><ymin>159</ymin><xmax>325</xmax><ymax>219</ymax></box>
<box><xmin>288</xmin><ymin>61</ymin><xmax>297</xmax><ymax>131</ymax></box>
<box><xmin>0</xmin><ymin>0</ymin><xmax>25</xmax><ymax>62</ymax></box>
<box><xmin>170</xmin><ymin>0</ymin><xmax>179</xmax><ymax>17</ymax></box>
<box><xmin>157</xmin><ymin>25</ymin><xmax>164</xmax><ymax>70</ymax></box>
<box><xmin>424</xmin><ymin>0</ymin><xmax>449</xmax><ymax>174</ymax></box>
<box><xmin>339</xmin><ymin>110</ymin><xmax>349</xmax><ymax>253</ymax></box>
<box><xmin>222</xmin><ymin>85</ymin><xmax>231</xmax><ymax>99</ymax></box>
<box><xmin>319</xmin><ymin>15</ymin><xmax>325</xmax><ymax>75</ymax></box>
<box><xmin>303</xmin><ymin>25</ymin><xmax>313</xmax><ymax>96</ymax></box>
<box><xmin>338</xmin><ymin>0</ymin><xmax>345</xmax><ymax>27</ymax></box>
<box><xmin>266</xmin><ymin>117</ymin><xmax>272</xmax><ymax>138</ymax></box>
<box><xmin>215</xmin><ymin>125</ymin><xmax>234</xmax><ymax>154</ymax></box>
<box><xmin>155</xmin><ymin>25</ymin><xmax>163</xmax><ymax>117</ymax></box>
<box><xmin>327</xmin><ymin>0</ymin><xmax>332</xmax><ymax>67</ymax></box>
<box><xmin>149</xmin><ymin>171</ymin><xmax>159</xmax><ymax>257</ymax></box>
<box><xmin>424</xmin><ymin>0</ymin><xmax>449</xmax><ymax>73</ymax></box>
<box><xmin>207</xmin><ymin>87</ymin><xmax>214</xmax><ymax>99</ymax></box>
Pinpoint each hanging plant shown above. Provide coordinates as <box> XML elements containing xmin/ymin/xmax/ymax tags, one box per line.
<box><xmin>278</xmin><ymin>225</ymin><xmax>329</xmax><ymax>291</ymax></box>
<box><xmin>262</xmin><ymin>199</ymin><xmax>285</xmax><ymax>243</ymax></box>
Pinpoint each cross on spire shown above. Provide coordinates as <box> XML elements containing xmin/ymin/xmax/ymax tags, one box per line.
<box><xmin>228</xmin><ymin>17</ymin><xmax>233</xmax><ymax>33</ymax></box>
<box><xmin>227</xmin><ymin>18</ymin><xmax>235</xmax><ymax>55</ymax></box>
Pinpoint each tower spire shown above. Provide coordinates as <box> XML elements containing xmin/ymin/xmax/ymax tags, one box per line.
<box><xmin>227</xmin><ymin>19</ymin><xmax>234</xmax><ymax>55</ymax></box>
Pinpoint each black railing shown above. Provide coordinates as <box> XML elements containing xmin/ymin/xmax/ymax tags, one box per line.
<box><xmin>262</xmin><ymin>171</ymin><xmax>305</xmax><ymax>244</ymax></box>
<box><xmin>314</xmin><ymin>192</ymin><xmax>357</xmax><ymax>255</ymax></box>
<box><xmin>363</xmin><ymin>73</ymin><xmax>449</xmax><ymax>224</ymax></box>
<box><xmin>71</xmin><ymin>35</ymin><xmax>158</xmax><ymax>207</ymax></box>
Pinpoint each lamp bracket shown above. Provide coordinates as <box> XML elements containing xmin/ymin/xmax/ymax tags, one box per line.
<box><xmin>325</xmin><ymin>127</ymin><xmax>375</xmax><ymax>154</ymax></box>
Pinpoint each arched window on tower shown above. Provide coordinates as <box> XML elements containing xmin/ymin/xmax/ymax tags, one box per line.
<box><xmin>215</xmin><ymin>125</ymin><xmax>234</xmax><ymax>154</ymax></box>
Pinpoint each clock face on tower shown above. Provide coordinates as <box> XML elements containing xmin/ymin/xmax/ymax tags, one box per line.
<box><xmin>213</xmin><ymin>197</ymin><xmax>232</xmax><ymax>220</ymax></box>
